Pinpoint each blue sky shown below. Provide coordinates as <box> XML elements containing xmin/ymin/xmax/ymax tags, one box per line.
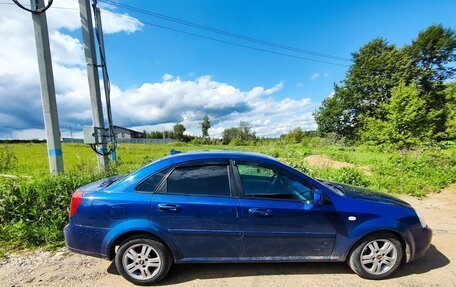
<box><xmin>0</xmin><ymin>0</ymin><xmax>455</xmax><ymax>139</ymax></box>
<box><xmin>100</xmin><ymin>0</ymin><xmax>456</xmax><ymax>102</ymax></box>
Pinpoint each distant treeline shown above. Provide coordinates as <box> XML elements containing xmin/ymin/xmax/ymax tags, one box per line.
<box><xmin>0</xmin><ymin>139</ymin><xmax>45</xmax><ymax>143</ymax></box>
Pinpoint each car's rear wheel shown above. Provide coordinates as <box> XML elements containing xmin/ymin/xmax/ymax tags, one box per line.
<box><xmin>115</xmin><ymin>236</ymin><xmax>172</xmax><ymax>285</ymax></box>
<box><xmin>348</xmin><ymin>232</ymin><xmax>403</xmax><ymax>279</ymax></box>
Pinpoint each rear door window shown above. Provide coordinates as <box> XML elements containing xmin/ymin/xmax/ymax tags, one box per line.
<box><xmin>136</xmin><ymin>168</ymin><xmax>171</xmax><ymax>192</ymax></box>
<box><xmin>165</xmin><ymin>165</ymin><xmax>231</xmax><ymax>196</ymax></box>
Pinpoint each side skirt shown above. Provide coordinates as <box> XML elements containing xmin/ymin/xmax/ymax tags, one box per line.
<box><xmin>175</xmin><ymin>256</ymin><xmax>345</xmax><ymax>264</ymax></box>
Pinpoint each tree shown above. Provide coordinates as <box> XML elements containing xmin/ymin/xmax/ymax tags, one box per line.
<box><xmin>221</xmin><ymin>121</ymin><xmax>256</xmax><ymax>145</ymax></box>
<box><xmin>406</xmin><ymin>25</ymin><xmax>456</xmax><ymax>139</ymax></box>
<box><xmin>238</xmin><ymin>121</ymin><xmax>256</xmax><ymax>141</ymax></box>
<box><xmin>283</xmin><ymin>127</ymin><xmax>305</xmax><ymax>143</ymax></box>
<box><xmin>361</xmin><ymin>82</ymin><xmax>430</xmax><ymax>148</ymax></box>
<box><xmin>444</xmin><ymin>82</ymin><xmax>456</xmax><ymax>139</ymax></box>
<box><xmin>345</xmin><ymin>38</ymin><xmax>413</xmax><ymax>122</ymax></box>
<box><xmin>221</xmin><ymin>127</ymin><xmax>240</xmax><ymax>145</ymax></box>
<box><xmin>315</xmin><ymin>25</ymin><xmax>456</xmax><ymax>144</ymax></box>
<box><xmin>201</xmin><ymin>115</ymin><xmax>211</xmax><ymax>137</ymax></box>
<box><xmin>144</xmin><ymin>130</ymin><xmax>173</xmax><ymax>139</ymax></box>
<box><xmin>314</xmin><ymin>86</ymin><xmax>358</xmax><ymax>138</ymax></box>
<box><xmin>173</xmin><ymin>124</ymin><xmax>186</xmax><ymax>142</ymax></box>
<box><xmin>315</xmin><ymin>38</ymin><xmax>412</xmax><ymax>140</ymax></box>
<box><xmin>387</xmin><ymin>82</ymin><xmax>430</xmax><ymax>145</ymax></box>
<box><xmin>407</xmin><ymin>25</ymin><xmax>456</xmax><ymax>84</ymax></box>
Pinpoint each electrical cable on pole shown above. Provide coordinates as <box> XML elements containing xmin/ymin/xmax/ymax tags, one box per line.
<box><xmin>79</xmin><ymin>0</ymin><xmax>109</xmax><ymax>170</ymax></box>
<box><xmin>90</xmin><ymin>0</ymin><xmax>117</xmax><ymax>159</ymax></box>
<box><xmin>12</xmin><ymin>0</ymin><xmax>52</xmax><ymax>13</ymax></box>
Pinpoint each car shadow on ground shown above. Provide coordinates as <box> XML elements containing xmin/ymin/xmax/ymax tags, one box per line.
<box><xmin>107</xmin><ymin>244</ymin><xmax>449</xmax><ymax>284</ymax></box>
<box><xmin>392</xmin><ymin>245</ymin><xmax>450</xmax><ymax>278</ymax></box>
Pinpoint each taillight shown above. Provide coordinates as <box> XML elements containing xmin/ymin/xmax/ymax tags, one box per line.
<box><xmin>69</xmin><ymin>191</ymin><xmax>83</xmax><ymax>217</ymax></box>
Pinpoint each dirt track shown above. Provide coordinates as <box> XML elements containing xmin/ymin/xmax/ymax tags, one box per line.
<box><xmin>1</xmin><ymin>188</ymin><xmax>455</xmax><ymax>287</ymax></box>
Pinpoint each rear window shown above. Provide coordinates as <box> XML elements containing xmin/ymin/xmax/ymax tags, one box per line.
<box><xmin>136</xmin><ymin>168</ymin><xmax>170</xmax><ymax>192</ymax></box>
<box><xmin>166</xmin><ymin>165</ymin><xmax>231</xmax><ymax>196</ymax></box>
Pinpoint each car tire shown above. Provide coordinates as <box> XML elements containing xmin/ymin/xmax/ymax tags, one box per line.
<box><xmin>348</xmin><ymin>232</ymin><xmax>403</xmax><ymax>280</ymax></box>
<box><xmin>115</xmin><ymin>235</ymin><xmax>172</xmax><ymax>285</ymax></box>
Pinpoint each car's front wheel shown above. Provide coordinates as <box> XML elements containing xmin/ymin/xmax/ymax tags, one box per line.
<box><xmin>348</xmin><ymin>232</ymin><xmax>403</xmax><ymax>279</ymax></box>
<box><xmin>115</xmin><ymin>236</ymin><xmax>172</xmax><ymax>285</ymax></box>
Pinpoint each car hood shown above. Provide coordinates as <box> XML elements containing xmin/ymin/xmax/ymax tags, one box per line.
<box><xmin>77</xmin><ymin>174</ymin><xmax>126</xmax><ymax>193</ymax></box>
<box><xmin>320</xmin><ymin>180</ymin><xmax>411</xmax><ymax>207</ymax></box>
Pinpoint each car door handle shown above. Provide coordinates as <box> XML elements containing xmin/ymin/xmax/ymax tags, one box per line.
<box><xmin>157</xmin><ymin>203</ymin><xmax>181</xmax><ymax>212</ymax></box>
<box><xmin>248</xmin><ymin>208</ymin><xmax>272</xmax><ymax>217</ymax></box>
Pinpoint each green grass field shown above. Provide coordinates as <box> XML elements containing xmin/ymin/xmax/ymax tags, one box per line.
<box><xmin>0</xmin><ymin>142</ymin><xmax>455</xmax><ymax>254</ymax></box>
<box><xmin>2</xmin><ymin>142</ymin><xmax>455</xmax><ymax>196</ymax></box>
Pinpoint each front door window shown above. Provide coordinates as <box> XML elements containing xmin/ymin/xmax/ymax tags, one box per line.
<box><xmin>237</xmin><ymin>163</ymin><xmax>314</xmax><ymax>202</ymax></box>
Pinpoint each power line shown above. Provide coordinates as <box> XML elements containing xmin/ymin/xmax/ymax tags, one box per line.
<box><xmin>1</xmin><ymin>1</ymin><xmax>350</xmax><ymax>66</ymax></box>
<box><xmin>101</xmin><ymin>10</ymin><xmax>349</xmax><ymax>67</ymax></box>
<box><xmin>99</xmin><ymin>0</ymin><xmax>351</xmax><ymax>62</ymax></box>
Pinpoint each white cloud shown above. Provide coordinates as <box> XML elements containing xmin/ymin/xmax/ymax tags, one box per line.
<box><xmin>264</xmin><ymin>82</ymin><xmax>283</xmax><ymax>95</ymax></box>
<box><xmin>11</xmin><ymin>129</ymin><xmax>46</xmax><ymax>140</ymax></box>
<box><xmin>162</xmin><ymin>74</ymin><xmax>173</xmax><ymax>81</ymax></box>
<box><xmin>106</xmin><ymin>76</ymin><xmax>316</xmax><ymax>137</ymax></box>
<box><xmin>310</xmin><ymin>73</ymin><xmax>320</xmax><ymax>81</ymax></box>
<box><xmin>99</xmin><ymin>10</ymin><xmax>144</xmax><ymax>34</ymax></box>
<box><xmin>0</xmin><ymin>3</ymin><xmax>317</xmax><ymax>140</ymax></box>
<box><xmin>44</xmin><ymin>1</ymin><xmax>143</xmax><ymax>34</ymax></box>
<box><xmin>0</xmin><ymin>2</ymin><xmax>143</xmax><ymax>138</ymax></box>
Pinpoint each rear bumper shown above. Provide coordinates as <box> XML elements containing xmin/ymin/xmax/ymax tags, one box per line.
<box><xmin>64</xmin><ymin>223</ymin><xmax>110</xmax><ymax>259</ymax></box>
<box><xmin>407</xmin><ymin>225</ymin><xmax>432</xmax><ymax>262</ymax></box>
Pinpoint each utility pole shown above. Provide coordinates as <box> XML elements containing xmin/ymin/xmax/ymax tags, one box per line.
<box><xmin>30</xmin><ymin>0</ymin><xmax>64</xmax><ymax>174</ymax></box>
<box><xmin>70</xmin><ymin>126</ymin><xmax>73</xmax><ymax>143</ymax></box>
<box><xmin>78</xmin><ymin>0</ymin><xmax>109</xmax><ymax>170</ymax></box>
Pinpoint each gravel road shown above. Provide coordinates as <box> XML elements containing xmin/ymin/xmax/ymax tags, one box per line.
<box><xmin>1</xmin><ymin>188</ymin><xmax>455</xmax><ymax>287</ymax></box>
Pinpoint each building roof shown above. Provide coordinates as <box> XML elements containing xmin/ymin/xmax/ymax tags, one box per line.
<box><xmin>112</xmin><ymin>125</ymin><xmax>144</xmax><ymax>134</ymax></box>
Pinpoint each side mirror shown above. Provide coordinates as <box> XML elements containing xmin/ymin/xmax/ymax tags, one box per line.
<box><xmin>313</xmin><ymin>189</ymin><xmax>324</xmax><ymax>205</ymax></box>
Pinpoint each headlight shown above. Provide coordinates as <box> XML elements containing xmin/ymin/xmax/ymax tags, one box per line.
<box><xmin>415</xmin><ymin>210</ymin><xmax>427</xmax><ymax>228</ymax></box>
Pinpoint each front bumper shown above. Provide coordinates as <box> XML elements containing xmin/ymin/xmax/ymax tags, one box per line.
<box><xmin>412</xmin><ymin>226</ymin><xmax>432</xmax><ymax>260</ymax></box>
<box><xmin>406</xmin><ymin>225</ymin><xmax>432</xmax><ymax>262</ymax></box>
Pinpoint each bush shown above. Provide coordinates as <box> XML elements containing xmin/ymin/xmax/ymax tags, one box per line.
<box><xmin>329</xmin><ymin>167</ymin><xmax>370</xmax><ymax>187</ymax></box>
<box><xmin>0</xmin><ymin>172</ymin><xmax>113</xmax><ymax>249</ymax></box>
<box><xmin>228</xmin><ymin>137</ymin><xmax>244</xmax><ymax>146</ymax></box>
<box><xmin>0</xmin><ymin>146</ymin><xmax>17</xmax><ymax>172</ymax></box>
<box><xmin>319</xmin><ymin>132</ymin><xmax>347</xmax><ymax>147</ymax></box>
<box><xmin>191</xmin><ymin>137</ymin><xmax>211</xmax><ymax>145</ymax></box>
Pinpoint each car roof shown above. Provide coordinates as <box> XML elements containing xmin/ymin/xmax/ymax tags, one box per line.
<box><xmin>161</xmin><ymin>150</ymin><xmax>278</xmax><ymax>164</ymax></box>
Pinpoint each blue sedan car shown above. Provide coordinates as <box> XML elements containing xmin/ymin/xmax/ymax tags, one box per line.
<box><xmin>64</xmin><ymin>151</ymin><xmax>432</xmax><ymax>285</ymax></box>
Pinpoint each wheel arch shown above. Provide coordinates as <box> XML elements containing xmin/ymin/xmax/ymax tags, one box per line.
<box><xmin>346</xmin><ymin>229</ymin><xmax>409</xmax><ymax>263</ymax></box>
<box><xmin>107</xmin><ymin>230</ymin><xmax>177</xmax><ymax>261</ymax></box>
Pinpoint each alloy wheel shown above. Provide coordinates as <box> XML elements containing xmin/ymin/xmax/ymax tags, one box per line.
<box><xmin>360</xmin><ymin>239</ymin><xmax>398</xmax><ymax>275</ymax></box>
<box><xmin>122</xmin><ymin>243</ymin><xmax>162</xmax><ymax>280</ymax></box>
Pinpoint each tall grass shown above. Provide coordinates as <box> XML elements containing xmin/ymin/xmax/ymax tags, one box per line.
<box><xmin>0</xmin><ymin>172</ymin><xmax>114</xmax><ymax>250</ymax></box>
<box><xmin>0</xmin><ymin>142</ymin><xmax>455</xmax><ymax>253</ymax></box>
